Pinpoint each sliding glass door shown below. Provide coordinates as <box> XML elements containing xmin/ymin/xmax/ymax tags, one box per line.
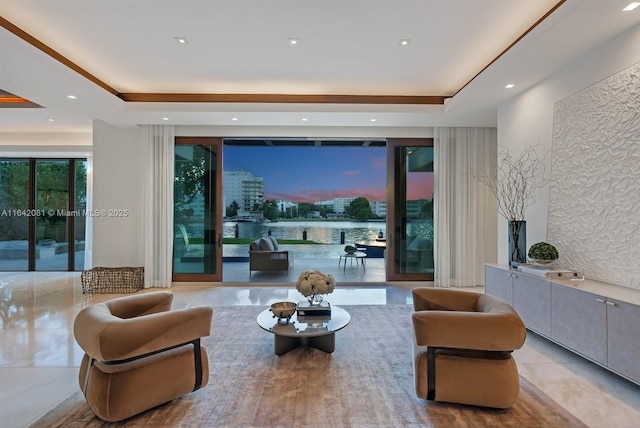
<box><xmin>0</xmin><ymin>158</ymin><xmax>87</xmax><ymax>271</ymax></box>
<box><xmin>386</xmin><ymin>139</ymin><xmax>434</xmax><ymax>281</ymax></box>
<box><xmin>35</xmin><ymin>160</ymin><xmax>69</xmax><ymax>270</ymax></box>
<box><xmin>173</xmin><ymin>138</ymin><xmax>223</xmax><ymax>281</ymax></box>
<box><xmin>0</xmin><ymin>159</ymin><xmax>30</xmax><ymax>270</ymax></box>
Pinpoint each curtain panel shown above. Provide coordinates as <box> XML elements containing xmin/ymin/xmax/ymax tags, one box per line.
<box><xmin>142</xmin><ymin>125</ymin><xmax>175</xmax><ymax>288</ymax></box>
<box><xmin>434</xmin><ymin>127</ymin><xmax>497</xmax><ymax>287</ymax></box>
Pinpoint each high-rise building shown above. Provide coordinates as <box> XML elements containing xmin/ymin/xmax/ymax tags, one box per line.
<box><xmin>223</xmin><ymin>171</ymin><xmax>264</xmax><ymax>218</ymax></box>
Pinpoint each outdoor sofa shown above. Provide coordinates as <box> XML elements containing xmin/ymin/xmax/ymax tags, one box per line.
<box><xmin>249</xmin><ymin>236</ymin><xmax>293</xmax><ymax>273</ymax></box>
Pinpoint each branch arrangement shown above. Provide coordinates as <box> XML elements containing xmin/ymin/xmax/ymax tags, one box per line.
<box><xmin>473</xmin><ymin>143</ymin><xmax>549</xmax><ymax>221</ymax></box>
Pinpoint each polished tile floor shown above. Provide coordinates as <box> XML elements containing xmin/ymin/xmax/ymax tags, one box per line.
<box><xmin>1</xmin><ymin>271</ymin><xmax>639</xmax><ymax>428</ymax></box>
<box><xmin>223</xmin><ymin>255</ymin><xmax>387</xmax><ymax>283</ymax></box>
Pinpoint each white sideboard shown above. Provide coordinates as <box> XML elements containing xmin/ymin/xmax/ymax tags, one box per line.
<box><xmin>485</xmin><ymin>264</ymin><xmax>640</xmax><ymax>385</ymax></box>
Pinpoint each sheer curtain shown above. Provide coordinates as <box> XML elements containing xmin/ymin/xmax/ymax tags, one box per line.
<box><xmin>434</xmin><ymin>127</ymin><xmax>497</xmax><ymax>287</ymax></box>
<box><xmin>142</xmin><ymin>125</ymin><xmax>175</xmax><ymax>288</ymax></box>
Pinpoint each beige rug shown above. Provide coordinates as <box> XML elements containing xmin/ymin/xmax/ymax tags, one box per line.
<box><xmin>32</xmin><ymin>305</ymin><xmax>586</xmax><ymax>428</ymax></box>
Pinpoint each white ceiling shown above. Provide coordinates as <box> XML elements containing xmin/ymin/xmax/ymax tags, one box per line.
<box><xmin>0</xmin><ymin>0</ymin><xmax>638</xmax><ymax>133</ymax></box>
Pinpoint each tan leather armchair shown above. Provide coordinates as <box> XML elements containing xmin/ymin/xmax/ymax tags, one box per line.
<box><xmin>74</xmin><ymin>291</ymin><xmax>213</xmax><ymax>422</ymax></box>
<box><xmin>412</xmin><ymin>288</ymin><xmax>526</xmax><ymax>409</ymax></box>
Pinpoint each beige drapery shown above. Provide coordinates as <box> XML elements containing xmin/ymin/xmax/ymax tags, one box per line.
<box><xmin>141</xmin><ymin>125</ymin><xmax>175</xmax><ymax>288</ymax></box>
<box><xmin>434</xmin><ymin>127</ymin><xmax>497</xmax><ymax>287</ymax></box>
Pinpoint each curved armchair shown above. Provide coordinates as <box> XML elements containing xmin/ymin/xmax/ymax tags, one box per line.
<box><xmin>412</xmin><ymin>288</ymin><xmax>526</xmax><ymax>409</ymax></box>
<box><xmin>74</xmin><ymin>291</ymin><xmax>213</xmax><ymax>422</ymax></box>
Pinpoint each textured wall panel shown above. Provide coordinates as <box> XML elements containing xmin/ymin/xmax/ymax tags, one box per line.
<box><xmin>550</xmin><ymin>61</ymin><xmax>640</xmax><ymax>289</ymax></box>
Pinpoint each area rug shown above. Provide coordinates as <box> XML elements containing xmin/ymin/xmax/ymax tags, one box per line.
<box><xmin>31</xmin><ymin>305</ymin><xmax>586</xmax><ymax>428</ymax></box>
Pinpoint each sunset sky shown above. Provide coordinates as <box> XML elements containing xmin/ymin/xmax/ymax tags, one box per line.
<box><xmin>223</xmin><ymin>145</ymin><xmax>432</xmax><ymax>203</ymax></box>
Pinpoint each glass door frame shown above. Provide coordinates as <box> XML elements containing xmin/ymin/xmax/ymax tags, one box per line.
<box><xmin>172</xmin><ymin>137</ymin><xmax>223</xmax><ymax>282</ymax></box>
<box><xmin>385</xmin><ymin>138</ymin><xmax>434</xmax><ymax>281</ymax></box>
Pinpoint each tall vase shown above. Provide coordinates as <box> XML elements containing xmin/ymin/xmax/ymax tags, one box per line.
<box><xmin>508</xmin><ymin>220</ymin><xmax>526</xmax><ymax>267</ymax></box>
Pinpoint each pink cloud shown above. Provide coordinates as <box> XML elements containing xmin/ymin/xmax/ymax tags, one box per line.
<box><xmin>264</xmin><ymin>174</ymin><xmax>432</xmax><ymax>203</ymax></box>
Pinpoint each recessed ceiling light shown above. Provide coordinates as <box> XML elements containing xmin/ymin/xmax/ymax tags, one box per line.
<box><xmin>232</xmin><ymin>117</ymin><xmax>238</xmax><ymax>121</ymax></box>
<box><xmin>67</xmin><ymin>95</ymin><xmax>77</xmax><ymax>99</ymax></box>
<box><xmin>288</xmin><ymin>38</ymin><xmax>299</xmax><ymax>46</ymax></box>
<box><xmin>301</xmin><ymin>118</ymin><xmax>308</xmax><ymax>121</ymax></box>
<box><xmin>370</xmin><ymin>118</ymin><xmax>377</xmax><ymax>122</ymax></box>
<box><xmin>505</xmin><ymin>84</ymin><xmax>515</xmax><ymax>89</ymax></box>
<box><xmin>48</xmin><ymin>118</ymin><xmax>54</xmax><ymax>122</ymax></box>
<box><xmin>174</xmin><ymin>37</ymin><xmax>189</xmax><ymax>44</ymax></box>
<box><xmin>623</xmin><ymin>2</ymin><xmax>640</xmax><ymax>11</ymax></box>
<box><xmin>399</xmin><ymin>39</ymin><xmax>411</xmax><ymax>46</ymax></box>
<box><xmin>162</xmin><ymin>117</ymin><xmax>169</xmax><ymax>121</ymax></box>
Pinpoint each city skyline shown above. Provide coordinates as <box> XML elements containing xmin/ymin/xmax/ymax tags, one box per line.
<box><xmin>223</xmin><ymin>145</ymin><xmax>433</xmax><ymax>203</ymax></box>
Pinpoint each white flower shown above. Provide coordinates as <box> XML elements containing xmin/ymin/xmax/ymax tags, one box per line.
<box><xmin>295</xmin><ymin>270</ymin><xmax>336</xmax><ymax>297</ymax></box>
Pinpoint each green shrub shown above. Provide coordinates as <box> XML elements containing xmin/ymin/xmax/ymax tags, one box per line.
<box><xmin>528</xmin><ymin>242</ymin><xmax>559</xmax><ymax>260</ymax></box>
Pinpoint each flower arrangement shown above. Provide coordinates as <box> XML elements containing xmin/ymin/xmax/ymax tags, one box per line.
<box><xmin>296</xmin><ymin>270</ymin><xmax>336</xmax><ymax>297</ymax></box>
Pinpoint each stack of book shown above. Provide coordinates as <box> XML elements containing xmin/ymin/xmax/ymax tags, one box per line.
<box><xmin>297</xmin><ymin>301</ymin><xmax>331</xmax><ymax>321</ymax></box>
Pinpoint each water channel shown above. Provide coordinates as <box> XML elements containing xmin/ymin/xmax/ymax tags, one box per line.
<box><xmin>222</xmin><ymin>220</ymin><xmax>386</xmax><ymax>259</ymax></box>
<box><xmin>224</xmin><ymin>220</ymin><xmax>387</xmax><ymax>244</ymax></box>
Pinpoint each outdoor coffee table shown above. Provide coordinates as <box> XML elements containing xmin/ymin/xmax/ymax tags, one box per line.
<box><xmin>256</xmin><ymin>305</ymin><xmax>351</xmax><ymax>356</ymax></box>
<box><xmin>338</xmin><ymin>251</ymin><xmax>367</xmax><ymax>271</ymax></box>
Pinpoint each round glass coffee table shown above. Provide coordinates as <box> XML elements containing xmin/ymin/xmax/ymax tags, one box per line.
<box><xmin>256</xmin><ymin>305</ymin><xmax>351</xmax><ymax>356</ymax></box>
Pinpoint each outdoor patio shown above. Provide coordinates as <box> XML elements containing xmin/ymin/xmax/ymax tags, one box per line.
<box><xmin>221</xmin><ymin>243</ymin><xmax>386</xmax><ymax>284</ymax></box>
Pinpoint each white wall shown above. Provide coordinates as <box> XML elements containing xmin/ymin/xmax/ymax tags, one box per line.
<box><xmin>496</xmin><ymin>22</ymin><xmax>640</xmax><ymax>266</ymax></box>
<box><xmin>0</xmin><ymin>132</ymin><xmax>91</xmax><ymax>146</ymax></box>
<box><xmin>0</xmin><ymin>133</ymin><xmax>92</xmax><ymax>158</ymax></box>
<box><xmin>92</xmin><ymin>120</ymin><xmax>143</xmax><ymax>266</ymax></box>
<box><xmin>548</xmin><ymin>62</ymin><xmax>640</xmax><ymax>288</ymax></box>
